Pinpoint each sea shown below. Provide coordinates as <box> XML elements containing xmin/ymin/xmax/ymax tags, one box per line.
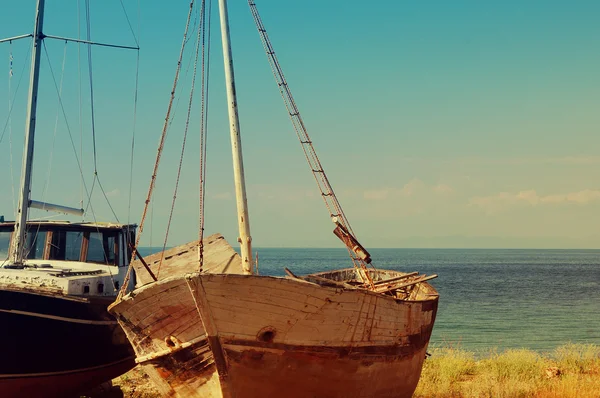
<box><xmin>139</xmin><ymin>247</ymin><xmax>600</xmax><ymax>354</ymax></box>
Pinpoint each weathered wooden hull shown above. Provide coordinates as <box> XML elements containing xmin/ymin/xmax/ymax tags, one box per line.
<box><xmin>0</xmin><ymin>289</ymin><xmax>135</xmax><ymax>398</ymax></box>
<box><xmin>110</xmin><ymin>276</ymin><xmax>217</xmax><ymax>397</ymax></box>
<box><xmin>109</xmin><ymin>234</ymin><xmax>244</xmax><ymax>397</ymax></box>
<box><xmin>111</xmin><ymin>267</ymin><xmax>438</xmax><ymax>398</ymax></box>
<box><xmin>187</xmin><ymin>272</ymin><xmax>438</xmax><ymax>398</ymax></box>
<box><xmin>217</xmin><ymin>340</ymin><xmax>430</xmax><ymax>398</ymax></box>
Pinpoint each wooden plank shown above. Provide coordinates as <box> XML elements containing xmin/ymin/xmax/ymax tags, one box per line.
<box><xmin>133</xmin><ymin>233</ymin><xmax>243</xmax><ymax>286</ymax></box>
<box><xmin>373</xmin><ymin>272</ymin><xmax>419</xmax><ymax>286</ymax></box>
<box><xmin>374</xmin><ymin>274</ymin><xmax>438</xmax><ymax>294</ymax></box>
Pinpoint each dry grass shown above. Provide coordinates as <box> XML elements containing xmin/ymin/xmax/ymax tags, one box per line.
<box><xmin>414</xmin><ymin>343</ymin><xmax>600</xmax><ymax>398</ymax></box>
<box><xmin>90</xmin><ymin>344</ymin><xmax>599</xmax><ymax>398</ymax></box>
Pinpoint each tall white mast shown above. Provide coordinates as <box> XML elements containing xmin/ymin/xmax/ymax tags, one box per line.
<box><xmin>10</xmin><ymin>0</ymin><xmax>46</xmax><ymax>264</ymax></box>
<box><xmin>218</xmin><ymin>0</ymin><xmax>253</xmax><ymax>274</ymax></box>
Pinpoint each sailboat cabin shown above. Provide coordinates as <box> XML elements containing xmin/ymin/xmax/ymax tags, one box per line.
<box><xmin>0</xmin><ymin>221</ymin><xmax>137</xmax><ymax>297</ymax></box>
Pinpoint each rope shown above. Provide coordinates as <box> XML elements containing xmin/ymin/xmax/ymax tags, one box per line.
<box><xmin>8</xmin><ymin>42</ymin><xmax>16</xmax><ymax>215</ymax></box>
<box><xmin>127</xmin><ymin>0</ymin><xmax>141</xmax><ymax>243</ymax></box>
<box><xmin>247</xmin><ymin>0</ymin><xmax>375</xmax><ymax>287</ymax></box>
<box><xmin>118</xmin><ymin>0</ymin><xmax>199</xmax><ymax>300</ymax></box>
<box><xmin>127</xmin><ymin>52</ymin><xmax>140</xmax><ymax>226</ymax></box>
<box><xmin>84</xmin><ymin>0</ymin><xmax>99</xmax><ymax>172</ymax></box>
<box><xmin>156</xmin><ymin>0</ymin><xmax>205</xmax><ymax>279</ymax></box>
<box><xmin>23</xmin><ymin>42</ymin><xmax>68</xmax><ymax>262</ymax></box>
<box><xmin>41</xmin><ymin>41</ymin><xmax>95</xmax><ymax>223</ymax></box>
<box><xmin>43</xmin><ymin>41</ymin><xmax>67</xmax><ymax>204</ymax></box>
<box><xmin>79</xmin><ymin>0</ymin><xmax>121</xmax><ymax>223</ymax></box>
<box><xmin>118</xmin><ymin>0</ymin><xmax>140</xmax><ymax>48</ymax></box>
<box><xmin>41</xmin><ymin>40</ymin><xmax>116</xmax><ymax>285</ymax></box>
<box><xmin>0</xmin><ymin>43</ymin><xmax>30</xmax><ymax>145</ymax></box>
<box><xmin>198</xmin><ymin>0</ymin><xmax>212</xmax><ymax>272</ymax></box>
<box><xmin>77</xmin><ymin>0</ymin><xmax>84</xmax><ymax>214</ymax></box>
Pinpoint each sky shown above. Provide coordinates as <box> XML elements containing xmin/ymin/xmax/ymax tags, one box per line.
<box><xmin>0</xmin><ymin>0</ymin><xmax>599</xmax><ymax>249</ymax></box>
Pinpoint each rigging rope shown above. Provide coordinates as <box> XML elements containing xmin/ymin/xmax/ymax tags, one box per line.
<box><xmin>77</xmin><ymin>0</ymin><xmax>85</xmax><ymax>214</ymax></box>
<box><xmin>41</xmin><ymin>40</ymin><xmax>117</xmax><ymax>284</ymax></box>
<box><xmin>0</xmin><ymin>45</ymin><xmax>30</xmax><ymax>145</ymax></box>
<box><xmin>156</xmin><ymin>0</ymin><xmax>205</xmax><ymax>279</ymax></box>
<box><xmin>247</xmin><ymin>0</ymin><xmax>375</xmax><ymax>288</ymax></box>
<box><xmin>42</xmin><ymin>41</ymin><xmax>68</xmax><ymax>202</ymax></box>
<box><xmin>127</xmin><ymin>0</ymin><xmax>141</xmax><ymax>257</ymax></box>
<box><xmin>118</xmin><ymin>0</ymin><xmax>199</xmax><ymax>300</ymax></box>
<box><xmin>84</xmin><ymin>0</ymin><xmax>98</xmax><ymax>172</ymax></box>
<box><xmin>198</xmin><ymin>0</ymin><xmax>212</xmax><ymax>272</ymax></box>
<box><xmin>80</xmin><ymin>0</ymin><xmax>121</xmax><ymax>223</ymax></box>
<box><xmin>8</xmin><ymin>41</ymin><xmax>16</xmax><ymax>215</ymax></box>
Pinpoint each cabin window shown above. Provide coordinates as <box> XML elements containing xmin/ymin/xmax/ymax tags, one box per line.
<box><xmin>97</xmin><ymin>283</ymin><xmax>104</xmax><ymax>294</ymax></box>
<box><xmin>0</xmin><ymin>231</ymin><xmax>12</xmax><ymax>260</ymax></box>
<box><xmin>25</xmin><ymin>231</ymin><xmax>47</xmax><ymax>259</ymax></box>
<box><xmin>49</xmin><ymin>231</ymin><xmax>83</xmax><ymax>261</ymax></box>
<box><xmin>0</xmin><ymin>231</ymin><xmax>10</xmax><ymax>260</ymax></box>
<box><xmin>88</xmin><ymin>232</ymin><xmax>106</xmax><ymax>263</ymax></box>
<box><xmin>65</xmin><ymin>232</ymin><xmax>83</xmax><ymax>261</ymax></box>
<box><xmin>87</xmin><ymin>232</ymin><xmax>116</xmax><ymax>264</ymax></box>
<box><xmin>106</xmin><ymin>235</ymin><xmax>116</xmax><ymax>264</ymax></box>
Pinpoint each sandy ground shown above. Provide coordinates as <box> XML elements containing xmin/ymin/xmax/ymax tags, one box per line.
<box><xmin>82</xmin><ymin>367</ymin><xmax>160</xmax><ymax>398</ymax></box>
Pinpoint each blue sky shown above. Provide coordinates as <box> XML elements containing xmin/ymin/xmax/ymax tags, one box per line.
<box><xmin>0</xmin><ymin>0</ymin><xmax>599</xmax><ymax>248</ymax></box>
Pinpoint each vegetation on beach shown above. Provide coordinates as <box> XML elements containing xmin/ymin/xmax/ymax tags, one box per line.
<box><xmin>93</xmin><ymin>343</ymin><xmax>600</xmax><ymax>397</ymax></box>
<box><xmin>414</xmin><ymin>343</ymin><xmax>600</xmax><ymax>398</ymax></box>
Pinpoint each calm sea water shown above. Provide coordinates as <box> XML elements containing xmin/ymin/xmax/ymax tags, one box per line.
<box><xmin>140</xmin><ymin>247</ymin><xmax>600</xmax><ymax>353</ymax></box>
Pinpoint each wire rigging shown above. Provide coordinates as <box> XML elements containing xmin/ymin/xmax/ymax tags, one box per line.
<box><xmin>198</xmin><ymin>0</ymin><xmax>212</xmax><ymax>272</ymax></box>
<box><xmin>77</xmin><ymin>0</ymin><xmax>84</xmax><ymax>213</ymax></box>
<box><xmin>247</xmin><ymin>0</ymin><xmax>375</xmax><ymax>287</ymax></box>
<box><xmin>0</xmin><ymin>45</ymin><xmax>31</xmax><ymax>145</ymax></box>
<box><xmin>42</xmin><ymin>41</ymin><xmax>68</xmax><ymax>202</ymax></box>
<box><xmin>8</xmin><ymin>41</ymin><xmax>16</xmax><ymax>216</ymax></box>
<box><xmin>84</xmin><ymin>0</ymin><xmax>99</xmax><ymax>173</ymax></box>
<box><xmin>127</xmin><ymin>0</ymin><xmax>141</xmax><ymax>245</ymax></box>
<box><xmin>156</xmin><ymin>0</ymin><xmax>206</xmax><ymax>279</ymax></box>
<box><xmin>118</xmin><ymin>0</ymin><xmax>199</xmax><ymax>300</ymax></box>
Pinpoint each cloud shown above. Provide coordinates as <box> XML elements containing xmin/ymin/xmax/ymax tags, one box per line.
<box><xmin>363</xmin><ymin>189</ymin><xmax>389</xmax><ymax>200</ymax></box>
<box><xmin>212</xmin><ymin>192</ymin><xmax>231</xmax><ymax>200</ymax></box>
<box><xmin>470</xmin><ymin>188</ymin><xmax>600</xmax><ymax>212</ymax></box>
<box><xmin>459</xmin><ymin>156</ymin><xmax>600</xmax><ymax>166</ymax></box>
<box><xmin>105</xmin><ymin>189</ymin><xmax>120</xmax><ymax>198</ymax></box>
<box><xmin>363</xmin><ymin>179</ymin><xmax>426</xmax><ymax>201</ymax></box>
<box><xmin>394</xmin><ymin>156</ymin><xmax>600</xmax><ymax>166</ymax></box>
<box><xmin>250</xmin><ymin>185</ymin><xmax>318</xmax><ymax>202</ymax></box>
<box><xmin>432</xmin><ymin>184</ymin><xmax>453</xmax><ymax>195</ymax></box>
<box><xmin>363</xmin><ymin>179</ymin><xmax>454</xmax><ymax>201</ymax></box>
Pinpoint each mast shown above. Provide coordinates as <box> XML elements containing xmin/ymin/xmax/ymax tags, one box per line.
<box><xmin>9</xmin><ymin>0</ymin><xmax>46</xmax><ymax>264</ymax></box>
<box><xmin>218</xmin><ymin>0</ymin><xmax>253</xmax><ymax>274</ymax></box>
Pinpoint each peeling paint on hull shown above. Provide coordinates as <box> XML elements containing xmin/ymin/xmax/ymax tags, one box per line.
<box><xmin>111</xmin><ymin>268</ymin><xmax>438</xmax><ymax>398</ymax></box>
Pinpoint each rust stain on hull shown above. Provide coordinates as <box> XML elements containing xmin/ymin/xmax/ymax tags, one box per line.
<box><xmin>139</xmin><ymin>339</ymin><xmax>222</xmax><ymax>398</ymax></box>
<box><xmin>112</xmin><ymin>267</ymin><xmax>439</xmax><ymax>398</ymax></box>
<box><xmin>224</xmin><ymin>344</ymin><xmax>431</xmax><ymax>398</ymax></box>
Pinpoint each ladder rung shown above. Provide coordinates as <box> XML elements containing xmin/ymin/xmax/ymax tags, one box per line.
<box><xmin>312</xmin><ymin>169</ymin><xmax>324</xmax><ymax>173</ymax></box>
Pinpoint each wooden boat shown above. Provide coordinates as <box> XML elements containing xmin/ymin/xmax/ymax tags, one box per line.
<box><xmin>109</xmin><ymin>0</ymin><xmax>439</xmax><ymax>397</ymax></box>
<box><xmin>185</xmin><ymin>268</ymin><xmax>438</xmax><ymax>398</ymax></box>
<box><xmin>0</xmin><ymin>0</ymin><xmax>141</xmax><ymax>396</ymax></box>
<box><xmin>111</xmin><ymin>234</ymin><xmax>243</xmax><ymax>398</ymax></box>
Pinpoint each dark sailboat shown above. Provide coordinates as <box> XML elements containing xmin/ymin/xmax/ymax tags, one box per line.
<box><xmin>0</xmin><ymin>1</ymin><xmax>140</xmax><ymax>396</ymax></box>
